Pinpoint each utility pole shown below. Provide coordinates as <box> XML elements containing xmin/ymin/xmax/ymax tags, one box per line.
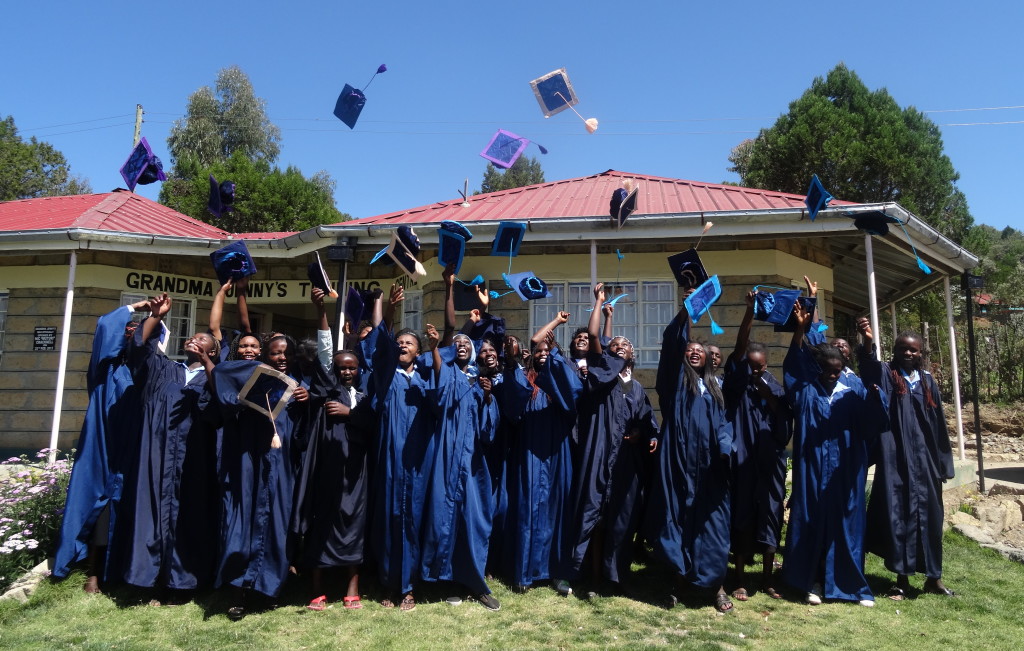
<box><xmin>132</xmin><ymin>104</ymin><xmax>143</xmax><ymax>146</ymax></box>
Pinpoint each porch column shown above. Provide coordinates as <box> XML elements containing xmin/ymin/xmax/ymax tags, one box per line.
<box><xmin>944</xmin><ymin>276</ymin><xmax>965</xmax><ymax>460</ymax></box>
<box><xmin>49</xmin><ymin>250</ymin><xmax>77</xmax><ymax>464</ymax></box>
<box><xmin>865</xmin><ymin>234</ymin><xmax>882</xmax><ymax>361</ymax></box>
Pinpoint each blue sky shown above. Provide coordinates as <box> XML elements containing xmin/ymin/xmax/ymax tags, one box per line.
<box><xmin>4</xmin><ymin>1</ymin><xmax>1022</xmax><ymax>234</ymax></box>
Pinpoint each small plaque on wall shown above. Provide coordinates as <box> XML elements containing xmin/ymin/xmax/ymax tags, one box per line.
<box><xmin>34</xmin><ymin>326</ymin><xmax>57</xmax><ymax>351</ymax></box>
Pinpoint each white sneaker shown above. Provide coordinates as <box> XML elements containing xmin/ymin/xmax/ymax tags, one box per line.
<box><xmin>858</xmin><ymin>599</ymin><xmax>875</xmax><ymax>608</ymax></box>
<box><xmin>806</xmin><ymin>583</ymin><xmax>823</xmax><ymax>605</ymax></box>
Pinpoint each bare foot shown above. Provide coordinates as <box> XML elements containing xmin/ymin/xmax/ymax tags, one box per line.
<box><xmin>83</xmin><ymin>576</ymin><xmax>101</xmax><ymax>594</ymax></box>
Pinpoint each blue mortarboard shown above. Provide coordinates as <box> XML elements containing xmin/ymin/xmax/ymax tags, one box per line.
<box><xmin>344</xmin><ymin>286</ymin><xmax>380</xmax><ymax>329</ymax></box>
<box><xmin>529</xmin><ymin>67</ymin><xmax>598</xmax><ymax>133</ymax></box>
<box><xmin>480</xmin><ymin>129</ymin><xmax>548</xmax><ymax>169</ymax></box>
<box><xmin>307</xmin><ymin>251</ymin><xmax>338</xmax><ymax>298</ymax></box>
<box><xmin>333</xmin><ymin>64</ymin><xmax>387</xmax><ymax>130</ymax></box>
<box><xmin>805</xmin><ymin>174</ymin><xmax>833</xmax><ymax>221</ymax></box>
<box><xmin>684</xmin><ymin>275</ymin><xmax>724</xmax><ymax>335</ymax></box>
<box><xmin>207</xmin><ymin>174</ymin><xmax>235</xmax><ymax>219</ymax></box>
<box><xmin>610</xmin><ymin>184</ymin><xmax>638</xmax><ymax>229</ymax></box>
<box><xmin>438</xmin><ymin>228</ymin><xmax>468</xmax><ymax>274</ymax></box>
<box><xmin>210</xmin><ymin>240</ymin><xmax>257</xmax><ymax>285</ymax></box>
<box><xmin>491</xmin><ymin>222</ymin><xmax>527</xmax><ymax>257</ymax></box>
<box><xmin>753</xmin><ymin>287</ymin><xmax>801</xmax><ymax>325</ymax></box>
<box><xmin>238</xmin><ymin>364</ymin><xmax>298</xmax><ymax>420</ymax></box>
<box><xmin>847</xmin><ymin>210</ymin><xmax>933</xmax><ymax>274</ymax></box>
<box><xmin>502</xmin><ymin>271</ymin><xmax>551</xmax><ymax>301</ymax></box>
<box><xmin>386</xmin><ymin>226</ymin><xmax>427</xmax><ymax>280</ymax></box>
<box><xmin>119</xmin><ymin>137</ymin><xmax>167</xmax><ymax>193</ymax></box>
<box><xmin>667</xmin><ymin>248</ymin><xmax>709</xmax><ymax>291</ymax></box>
<box><xmin>775</xmin><ymin>297</ymin><xmax>817</xmax><ymax>333</ymax></box>
<box><xmin>440</xmin><ymin>220</ymin><xmax>473</xmax><ymax>241</ymax></box>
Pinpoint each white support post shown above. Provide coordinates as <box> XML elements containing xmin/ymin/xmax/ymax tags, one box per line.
<box><xmin>945</xmin><ymin>276</ymin><xmax>966</xmax><ymax>460</ymax></box>
<box><xmin>336</xmin><ymin>259</ymin><xmax>348</xmax><ymax>352</ymax></box>
<box><xmin>49</xmin><ymin>251</ymin><xmax>77</xmax><ymax>464</ymax></box>
<box><xmin>865</xmin><ymin>234</ymin><xmax>882</xmax><ymax>361</ymax></box>
<box><xmin>590</xmin><ymin>240</ymin><xmax>597</xmax><ymax>288</ymax></box>
<box><xmin>890</xmin><ymin>303</ymin><xmax>897</xmax><ymax>340</ymax></box>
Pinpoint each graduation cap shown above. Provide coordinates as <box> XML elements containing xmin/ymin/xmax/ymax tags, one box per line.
<box><xmin>609</xmin><ymin>180</ymin><xmax>638</xmax><ymax>229</ymax></box>
<box><xmin>498</xmin><ymin>271</ymin><xmax>551</xmax><ymax>301</ymax></box>
<box><xmin>344</xmin><ymin>286</ymin><xmax>380</xmax><ymax>329</ymax></box>
<box><xmin>684</xmin><ymin>275</ymin><xmax>724</xmax><ymax>335</ymax></box>
<box><xmin>210</xmin><ymin>240</ymin><xmax>257</xmax><ymax>285</ymax></box>
<box><xmin>438</xmin><ymin>228</ymin><xmax>468</xmax><ymax>274</ymax></box>
<box><xmin>207</xmin><ymin>175</ymin><xmax>236</xmax><ymax>218</ymax></box>
<box><xmin>307</xmin><ymin>251</ymin><xmax>338</xmax><ymax>298</ymax></box>
<box><xmin>667</xmin><ymin>248</ymin><xmax>709</xmax><ymax>291</ymax></box>
<box><xmin>333</xmin><ymin>64</ymin><xmax>387</xmax><ymax>130</ymax></box>
<box><xmin>479</xmin><ymin>129</ymin><xmax>548</xmax><ymax>169</ymax></box>
<box><xmin>805</xmin><ymin>174</ymin><xmax>833</xmax><ymax>221</ymax></box>
<box><xmin>490</xmin><ymin>222</ymin><xmax>527</xmax><ymax>257</ymax></box>
<box><xmin>528</xmin><ymin>67</ymin><xmax>598</xmax><ymax>133</ymax></box>
<box><xmin>847</xmin><ymin>211</ymin><xmax>933</xmax><ymax>274</ymax></box>
<box><xmin>775</xmin><ymin>297</ymin><xmax>817</xmax><ymax>333</ymax></box>
<box><xmin>119</xmin><ymin>137</ymin><xmax>166</xmax><ymax>192</ymax></box>
<box><xmin>386</xmin><ymin>226</ymin><xmax>427</xmax><ymax>280</ymax></box>
<box><xmin>237</xmin><ymin>364</ymin><xmax>298</xmax><ymax>420</ymax></box>
<box><xmin>752</xmin><ymin>287</ymin><xmax>801</xmax><ymax>325</ymax></box>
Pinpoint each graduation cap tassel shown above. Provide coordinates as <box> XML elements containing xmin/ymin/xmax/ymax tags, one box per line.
<box><xmin>363</xmin><ymin>64</ymin><xmax>387</xmax><ymax>91</ymax></box>
<box><xmin>265</xmin><ymin>393</ymin><xmax>282</xmax><ymax>450</ymax></box>
<box><xmin>554</xmin><ymin>92</ymin><xmax>598</xmax><ymax>133</ymax></box>
<box><xmin>709</xmin><ymin>314</ymin><xmax>724</xmax><ymax>336</ymax></box>
<box><xmin>694</xmin><ymin>221</ymin><xmax>714</xmax><ymax>250</ymax></box>
<box><xmin>895</xmin><ymin>220</ymin><xmax>933</xmax><ymax>274</ymax></box>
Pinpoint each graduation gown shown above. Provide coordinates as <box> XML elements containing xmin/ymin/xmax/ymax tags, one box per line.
<box><xmin>366</xmin><ymin>323</ymin><xmax>437</xmax><ymax>595</ymax></box>
<box><xmin>782</xmin><ymin>343</ymin><xmax>888</xmax><ymax>601</ymax></box>
<box><xmin>53</xmin><ymin>306</ymin><xmax>141</xmax><ymax>579</ymax></box>
<box><xmin>644</xmin><ymin>313</ymin><xmax>733</xmax><ymax>589</ymax></box>
<box><xmin>859</xmin><ymin>350</ymin><xmax>954</xmax><ymax>579</ymax></box>
<box><xmin>723</xmin><ymin>355</ymin><xmax>791</xmax><ymax>556</ymax></box>
<box><xmin>420</xmin><ymin>345</ymin><xmax>499</xmax><ymax>594</ymax></box>
<box><xmin>290</xmin><ymin>362</ymin><xmax>369</xmax><ymax>569</ymax></box>
<box><xmin>117</xmin><ymin>321</ymin><xmax>218</xmax><ymax>590</ymax></box>
<box><xmin>499</xmin><ymin>348</ymin><xmax>582</xmax><ymax>587</ymax></box>
<box><xmin>212</xmin><ymin>360</ymin><xmax>307</xmax><ymax>598</ymax></box>
<box><xmin>563</xmin><ymin>351</ymin><xmax>658</xmax><ymax>582</ymax></box>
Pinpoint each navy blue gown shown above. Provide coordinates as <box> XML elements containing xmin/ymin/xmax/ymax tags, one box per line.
<box><xmin>645</xmin><ymin>313</ymin><xmax>733</xmax><ymax>589</ymax></box>
<box><xmin>563</xmin><ymin>350</ymin><xmax>659</xmax><ymax>583</ymax></box>
<box><xmin>723</xmin><ymin>355</ymin><xmax>790</xmax><ymax>557</ymax></box>
<box><xmin>782</xmin><ymin>343</ymin><xmax>888</xmax><ymax>601</ymax></box>
<box><xmin>420</xmin><ymin>345</ymin><xmax>499</xmax><ymax>595</ymax></box>
<box><xmin>859</xmin><ymin>349</ymin><xmax>954</xmax><ymax>579</ymax></box>
<box><xmin>499</xmin><ymin>347</ymin><xmax>581</xmax><ymax>587</ymax></box>
<box><xmin>54</xmin><ymin>306</ymin><xmax>141</xmax><ymax>579</ymax></box>
<box><xmin>117</xmin><ymin>320</ymin><xmax>218</xmax><ymax>590</ymax></box>
<box><xmin>211</xmin><ymin>360</ymin><xmax>307</xmax><ymax>598</ymax></box>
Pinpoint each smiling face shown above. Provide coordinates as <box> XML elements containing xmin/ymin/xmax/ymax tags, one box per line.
<box><xmin>184</xmin><ymin>332</ymin><xmax>215</xmax><ymax>361</ymax></box>
<box><xmin>533</xmin><ymin>340</ymin><xmax>551</xmax><ymax>368</ymax></box>
<box><xmin>685</xmin><ymin>342</ymin><xmax>706</xmax><ymax>370</ymax></box>
<box><xmin>265</xmin><ymin>338</ymin><xmax>292</xmax><ymax>373</ymax></box>
<box><xmin>334</xmin><ymin>352</ymin><xmax>360</xmax><ymax>387</ymax></box>
<box><xmin>707</xmin><ymin>345</ymin><xmax>722</xmax><ymax>371</ymax></box>
<box><xmin>477</xmin><ymin>340</ymin><xmax>499</xmax><ymax>372</ymax></box>
<box><xmin>454</xmin><ymin>335</ymin><xmax>474</xmax><ymax>366</ymax></box>
<box><xmin>396</xmin><ymin>333</ymin><xmax>420</xmax><ymax>366</ymax></box>
<box><xmin>236</xmin><ymin>334</ymin><xmax>261</xmax><ymax>361</ymax></box>
<box><xmin>893</xmin><ymin>335</ymin><xmax>923</xmax><ymax>372</ymax></box>
<box><xmin>609</xmin><ymin>336</ymin><xmax>634</xmax><ymax>362</ymax></box>
<box><xmin>571</xmin><ymin>331</ymin><xmax>590</xmax><ymax>358</ymax></box>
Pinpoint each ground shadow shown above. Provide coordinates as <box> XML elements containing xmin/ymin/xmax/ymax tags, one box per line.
<box><xmin>983</xmin><ymin>466</ymin><xmax>1024</xmax><ymax>486</ymax></box>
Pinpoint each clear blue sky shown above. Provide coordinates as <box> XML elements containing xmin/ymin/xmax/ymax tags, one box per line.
<box><xmin>4</xmin><ymin>1</ymin><xmax>1022</xmax><ymax>234</ymax></box>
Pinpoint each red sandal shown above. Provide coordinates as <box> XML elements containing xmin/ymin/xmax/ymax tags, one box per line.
<box><xmin>307</xmin><ymin>595</ymin><xmax>327</xmax><ymax>611</ymax></box>
<box><xmin>343</xmin><ymin>595</ymin><xmax>363</xmax><ymax>610</ymax></box>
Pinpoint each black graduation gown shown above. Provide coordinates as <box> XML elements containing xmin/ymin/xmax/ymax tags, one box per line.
<box><xmin>859</xmin><ymin>350</ymin><xmax>954</xmax><ymax>579</ymax></box>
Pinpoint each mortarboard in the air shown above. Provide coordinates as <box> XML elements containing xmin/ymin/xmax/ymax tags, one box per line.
<box><xmin>207</xmin><ymin>175</ymin><xmax>236</xmax><ymax>218</ymax></box>
<box><xmin>609</xmin><ymin>180</ymin><xmax>638</xmax><ymax>229</ymax></box>
<box><xmin>386</xmin><ymin>225</ymin><xmax>427</xmax><ymax>280</ymax></box>
<box><xmin>440</xmin><ymin>220</ymin><xmax>473</xmax><ymax>241</ymax></box>
<box><xmin>119</xmin><ymin>137</ymin><xmax>167</xmax><ymax>193</ymax></box>
<box><xmin>667</xmin><ymin>248</ymin><xmax>709</xmax><ymax>291</ymax></box>
<box><xmin>805</xmin><ymin>174</ymin><xmax>833</xmax><ymax>221</ymax></box>
<box><xmin>847</xmin><ymin>210</ymin><xmax>933</xmax><ymax>274</ymax></box>
<box><xmin>438</xmin><ymin>229</ymin><xmax>468</xmax><ymax>275</ymax></box>
<box><xmin>752</xmin><ymin>287</ymin><xmax>801</xmax><ymax>325</ymax></box>
<box><xmin>684</xmin><ymin>275</ymin><xmax>724</xmax><ymax>335</ymax></box>
<box><xmin>490</xmin><ymin>222</ymin><xmax>527</xmax><ymax>257</ymax></box>
<box><xmin>529</xmin><ymin>67</ymin><xmax>598</xmax><ymax>133</ymax></box>
<box><xmin>210</xmin><ymin>240</ymin><xmax>257</xmax><ymax>285</ymax></box>
<box><xmin>307</xmin><ymin>251</ymin><xmax>339</xmax><ymax>298</ymax></box>
<box><xmin>344</xmin><ymin>286</ymin><xmax>379</xmax><ymax>329</ymax></box>
<box><xmin>333</xmin><ymin>64</ymin><xmax>386</xmax><ymax>130</ymax></box>
<box><xmin>480</xmin><ymin>129</ymin><xmax>548</xmax><ymax>169</ymax></box>
<box><xmin>502</xmin><ymin>271</ymin><xmax>551</xmax><ymax>301</ymax></box>
<box><xmin>775</xmin><ymin>296</ymin><xmax>817</xmax><ymax>333</ymax></box>
<box><xmin>237</xmin><ymin>364</ymin><xmax>299</xmax><ymax>420</ymax></box>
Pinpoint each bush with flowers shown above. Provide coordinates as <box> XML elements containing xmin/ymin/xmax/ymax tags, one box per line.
<box><xmin>0</xmin><ymin>449</ymin><xmax>73</xmax><ymax>593</ymax></box>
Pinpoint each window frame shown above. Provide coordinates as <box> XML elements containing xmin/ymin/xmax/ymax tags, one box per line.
<box><xmin>121</xmin><ymin>292</ymin><xmax>197</xmax><ymax>361</ymax></box>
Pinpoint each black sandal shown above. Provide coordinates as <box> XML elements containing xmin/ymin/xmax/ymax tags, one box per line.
<box><xmin>715</xmin><ymin>592</ymin><xmax>734</xmax><ymax>613</ymax></box>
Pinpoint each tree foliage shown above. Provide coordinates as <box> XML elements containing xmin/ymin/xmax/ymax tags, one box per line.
<box><xmin>477</xmin><ymin>156</ymin><xmax>545</xmax><ymax>194</ymax></box>
<box><xmin>0</xmin><ymin>115</ymin><xmax>91</xmax><ymax>200</ymax></box>
<box><xmin>733</xmin><ymin>63</ymin><xmax>973</xmax><ymax>243</ymax></box>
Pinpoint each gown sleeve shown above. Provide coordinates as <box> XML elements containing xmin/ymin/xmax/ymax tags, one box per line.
<box><xmin>535</xmin><ymin>347</ymin><xmax>583</xmax><ymax>416</ymax></box>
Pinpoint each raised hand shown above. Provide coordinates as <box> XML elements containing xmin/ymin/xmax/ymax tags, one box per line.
<box><xmin>476</xmin><ymin>284</ymin><xmax>490</xmax><ymax>310</ymax></box>
<box><xmin>469</xmin><ymin>308</ymin><xmax>482</xmax><ymax>324</ymax></box>
<box><xmin>425</xmin><ymin>323</ymin><xmax>440</xmax><ymax>350</ymax></box>
<box><xmin>556</xmin><ymin>311</ymin><xmax>570</xmax><ymax>325</ymax></box>
<box><xmin>594</xmin><ymin>282</ymin><xmax>606</xmax><ymax>303</ymax></box>
<box><xmin>149</xmin><ymin>293</ymin><xmax>172</xmax><ymax>319</ymax></box>
<box><xmin>803</xmin><ymin>275</ymin><xmax>818</xmax><ymax>298</ymax></box>
<box><xmin>389</xmin><ymin>283</ymin><xmax>405</xmax><ymax>306</ymax></box>
<box><xmin>442</xmin><ymin>262</ymin><xmax>456</xmax><ymax>288</ymax></box>
<box><xmin>602</xmin><ymin>303</ymin><xmax>614</xmax><ymax>317</ymax></box>
<box><xmin>311</xmin><ymin>287</ymin><xmax>325</xmax><ymax>310</ymax></box>
<box><xmin>856</xmin><ymin>316</ymin><xmax>873</xmax><ymax>342</ymax></box>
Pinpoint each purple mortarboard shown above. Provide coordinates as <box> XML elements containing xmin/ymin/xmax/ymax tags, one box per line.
<box><xmin>667</xmin><ymin>248</ymin><xmax>709</xmax><ymax>291</ymax></box>
<box><xmin>805</xmin><ymin>174</ymin><xmax>833</xmax><ymax>221</ymax></box>
<box><xmin>609</xmin><ymin>181</ymin><xmax>638</xmax><ymax>229</ymax></box>
<box><xmin>490</xmin><ymin>222</ymin><xmax>527</xmax><ymax>257</ymax></box>
<box><xmin>119</xmin><ymin>137</ymin><xmax>167</xmax><ymax>193</ymax></box>
<box><xmin>479</xmin><ymin>129</ymin><xmax>548</xmax><ymax>169</ymax></box>
<box><xmin>684</xmin><ymin>275</ymin><xmax>724</xmax><ymax>335</ymax></box>
<box><xmin>847</xmin><ymin>210</ymin><xmax>932</xmax><ymax>274</ymax></box>
<box><xmin>529</xmin><ymin>67</ymin><xmax>598</xmax><ymax>133</ymax></box>
<box><xmin>207</xmin><ymin>175</ymin><xmax>235</xmax><ymax>218</ymax></box>
<box><xmin>210</xmin><ymin>240</ymin><xmax>257</xmax><ymax>286</ymax></box>
<box><xmin>386</xmin><ymin>226</ymin><xmax>427</xmax><ymax>280</ymax></box>
<box><xmin>333</xmin><ymin>64</ymin><xmax>387</xmax><ymax>130</ymax></box>
<box><xmin>237</xmin><ymin>364</ymin><xmax>298</xmax><ymax>420</ymax></box>
<box><xmin>775</xmin><ymin>296</ymin><xmax>817</xmax><ymax>333</ymax></box>
<box><xmin>752</xmin><ymin>287</ymin><xmax>801</xmax><ymax>325</ymax></box>
<box><xmin>503</xmin><ymin>271</ymin><xmax>551</xmax><ymax>301</ymax></box>
<box><xmin>307</xmin><ymin>251</ymin><xmax>338</xmax><ymax>298</ymax></box>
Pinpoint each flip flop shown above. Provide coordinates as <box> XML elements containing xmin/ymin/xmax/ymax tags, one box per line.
<box><xmin>307</xmin><ymin>595</ymin><xmax>327</xmax><ymax>611</ymax></box>
<box><xmin>731</xmin><ymin>588</ymin><xmax>749</xmax><ymax>602</ymax></box>
<box><xmin>380</xmin><ymin>597</ymin><xmax>396</xmax><ymax>609</ymax></box>
<box><xmin>765</xmin><ymin>587</ymin><xmax>782</xmax><ymax>600</ymax></box>
<box><xmin>715</xmin><ymin>593</ymin><xmax>734</xmax><ymax>613</ymax></box>
<box><xmin>400</xmin><ymin>594</ymin><xmax>416</xmax><ymax>612</ymax></box>
<box><xmin>886</xmin><ymin>587</ymin><xmax>906</xmax><ymax>601</ymax></box>
<box><xmin>343</xmin><ymin>595</ymin><xmax>363</xmax><ymax>610</ymax></box>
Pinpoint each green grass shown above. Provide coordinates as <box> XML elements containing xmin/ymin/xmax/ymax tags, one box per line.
<box><xmin>1</xmin><ymin>531</ymin><xmax>1021</xmax><ymax>650</ymax></box>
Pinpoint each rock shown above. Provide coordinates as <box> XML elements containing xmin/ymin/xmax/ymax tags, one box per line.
<box><xmin>975</xmin><ymin>503</ymin><xmax>1019</xmax><ymax>533</ymax></box>
<box><xmin>953</xmin><ymin>521</ymin><xmax>996</xmax><ymax>545</ymax></box>
<box><xmin>989</xmin><ymin>484</ymin><xmax>1024</xmax><ymax>496</ymax></box>
<box><xmin>0</xmin><ymin>558</ymin><xmax>52</xmax><ymax>604</ymax></box>
<box><xmin>949</xmin><ymin>511</ymin><xmax>979</xmax><ymax>528</ymax></box>
<box><xmin>981</xmin><ymin>544</ymin><xmax>1024</xmax><ymax>564</ymax></box>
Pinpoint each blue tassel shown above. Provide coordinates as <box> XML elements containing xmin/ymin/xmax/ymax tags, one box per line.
<box><xmin>917</xmin><ymin>257</ymin><xmax>932</xmax><ymax>275</ymax></box>
<box><xmin>710</xmin><ymin>318</ymin><xmax>724</xmax><ymax>336</ymax></box>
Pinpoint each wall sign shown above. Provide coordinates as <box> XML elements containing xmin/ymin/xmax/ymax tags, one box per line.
<box><xmin>34</xmin><ymin>326</ymin><xmax>57</xmax><ymax>351</ymax></box>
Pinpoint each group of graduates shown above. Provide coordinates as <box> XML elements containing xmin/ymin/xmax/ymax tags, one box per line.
<box><xmin>52</xmin><ymin>264</ymin><xmax>956</xmax><ymax>619</ymax></box>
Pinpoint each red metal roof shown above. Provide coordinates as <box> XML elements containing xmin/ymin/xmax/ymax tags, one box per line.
<box><xmin>343</xmin><ymin>169</ymin><xmax>854</xmax><ymax>226</ymax></box>
<box><xmin>0</xmin><ymin>190</ymin><xmax>231</xmax><ymax>239</ymax></box>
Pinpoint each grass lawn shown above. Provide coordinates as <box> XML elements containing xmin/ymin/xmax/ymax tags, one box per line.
<box><xmin>1</xmin><ymin>530</ymin><xmax>1021</xmax><ymax>650</ymax></box>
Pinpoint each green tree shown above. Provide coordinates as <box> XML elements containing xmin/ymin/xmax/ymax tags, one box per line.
<box><xmin>477</xmin><ymin>156</ymin><xmax>545</xmax><ymax>194</ymax></box>
<box><xmin>0</xmin><ymin>115</ymin><xmax>91</xmax><ymax>200</ymax></box>
<box><xmin>734</xmin><ymin>63</ymin><xmax>973</xmax><ymax>243</ymax></box>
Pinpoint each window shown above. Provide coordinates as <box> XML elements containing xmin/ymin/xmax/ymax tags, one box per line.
<box><xmin>530</xmin><ymin>281</ymin><xmax>675</xmax><ymax>368</ymax></box>
<box><xmin>403</xmin><ymin>290</ymin><xmax>423</xmax><ymax>334</ymax></box>
<box><xmin>121</xmin><ymin>293</ymin><xmax>196</xmax><ymax>361</ymax></box>
<box><xmin>0</xmin><ymin>291</ymin><xmax>8</xmax><ymax>365</ymax></box>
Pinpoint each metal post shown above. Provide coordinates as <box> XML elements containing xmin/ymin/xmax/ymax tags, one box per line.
<box><xmin>590</xmin><ymin>240</ymin><xmax>597</xmax><ymax>289</ymax></box>
<box><xmin>336</xmin><ymin>259</ymin><xmax>349</xmax><ymax>351</ymax></box>
<box><xmin>49</xmin><ymin>251</ymin><xmax>77</xmax><ymax>463</ymax></box>
<box><xmin>132</xmin><ymin>104</ymin><xmax>143</xmax><ymax>147</ymax></box>
<box><xmin>963</xmin><ymin>274</ymin><xmax>984</xmax><ymax>490</ymax></box>
<box><xmin>890</xmin><ymin>303</ymin><xmax>897</xmax><ymax>340</ymax></box>
<box><xmin>944</xmin><ymin>277</ymin><xmax>965</xmax><ymax>461</ymax></box>
<box><xmin>865</xmin><ymin>234</ymin><xmax>882</xmax><ymax>361</ymax></box>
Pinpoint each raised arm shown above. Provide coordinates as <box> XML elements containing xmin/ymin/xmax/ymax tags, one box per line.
<box><xmin>425</xmin><ymin>323</ymin><xmax>442</xmax><ymax>383</ymax></box>
<box><xmin>209</xmin><ymin>278</ymin><xmax>234</xmax><ymax>340</ymax></box>
<box><xmin>732</xmin><ymin>290</ymin><xmax>755</xmax><ymax>361</ymax></box>
<box><xmin>790</xmin><ymin>299</ymin><xmax>811</xmax><ymax>351</ymax></box>
<box><xmin>382</xmin><ymin>283</ymin><xmax>404</xmax><ymax>332</ymax></box>
<box><xmin>235</xmin><ymin>277</ymin><xmax>253</xmax><ymax>334</ymax></box>
<box><xmin>532</xmin><ymin>310</ymin><xmax>570</xmax><ymax>347</ymax></box>
<box><xmin>804</xmin><ymin>274</ymin><xmax>819</xmax><ymax>322</ymax></box>
<box><xmin>587</xmin><ymin>283</ymin><xmax>606</xmax><ymax>355</ymax></box>
<box><xmin>602</xmin><ymin>302</ymin><xmax>614</xmax><ymax>342</ymax></box>
<box><xmin>442</xmin><ymin>263</ymin><xmax>456</xmax><ymax>347</ymax></box>
<box><xmin>311</xmin><ymin>287</ymin><xmax>333</xmax><ymax>371</ymax></box>
<box><xmin>141</xmin><ymin>293</ymin><xmax>172</xmax><ymax>343</ymax></box>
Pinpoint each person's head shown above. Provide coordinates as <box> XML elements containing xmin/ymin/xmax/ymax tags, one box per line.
<box><xmin>707</xmin><ymin>345</ymin><xmax>722</xmax><ymax>372</ymax></box>
<box><xmin>746</xmin><ymin>341</ymin><xmax>768</xmax><ymax>379</ymax></box>
<box><xmin>504</xmin><ymin>335</ymin><xmax>524</xmax><ymax>366</ymax></box>
<box><xmin>233</xmin><ymin>333</ymin><xmax>261</xmax><ymax>361</ymax></box>
<box><xmin>609</xmin><ymin>336</ymin><xmax>635</xmax><ymax>366</ymax></box>
<box><xmin>395</xmin><ymin>328</ymin><xmax>422</xmax><ymax>368</ymax></box>
<box><xmin>262</xmin><ymin>334</ymin><xmax>296</xmax><ymax>374</ymax></box>
<box><xmin>570</xmin><ymin>327</ymin><xmax>590</xmax><ymax>359</ymax></box>
<box><xmin>831</xmin><ymin>338</ymin><xmax>851</xmax><ymax>364</ymax></box>
<box><xmin>477</xmin><ymin>338</ymin><xmax>501</xmax><ymax>376</ymax></box>
<box><xmin>453</xmin><ymin>334</ymin><xmax>475</xmax><ymax>368</ymax></box>
<box><xmin>531</xmin><ymin>339</ymin><xmax>553</xmax><ymax>369</ymax></box>
<box><xmin>295</xmin><ymin>337</ymin><xmax>319</xmax><ymax>375</ymax></box>
<box><xmin>685</xmin><ymin>341</ymin><xmax>707</xmax><ymax>370</ymax></box>
<box><xmin>892</xmin><ymin>332</ymin><xmax>925</xmax><ymax>373</ymax></box>
<box><xmin>184</xmin><ymin>331</ymin><xmax>218</xmax><ymax>362</ymax></box>
<box><xmin>811</xmin><ymin>343</ymin><xmax>845</xmax><ymax>391</ymax></box>
<box><xmin>333</xmin><ymin>350</ymin><xmax>360</xmax><ymax>387</ymax></box>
